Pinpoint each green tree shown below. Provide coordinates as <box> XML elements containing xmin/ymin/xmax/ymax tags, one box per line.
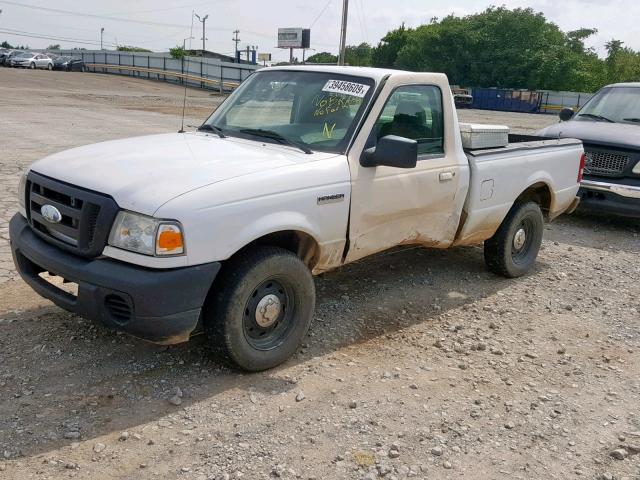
<box><xmin>1</xmin><ymin>41</ymin><xmax>14</xmax><ymax>49</ymax></box>
<box><xmin>371</xmin><ymin>24</ymin><xmax>411</xmax><ymax>68</ymax></box>
<box><xmin>372</xmin><ymin>7</ymin><xmax>630</xmax><ymax>92</ymax></box>
<box><xmin>169</xmin><ymin>45</ymin><xmax>186</xmax><ymax>59</ymax></box>
<box><xmin>306</xmin><ymin>51</ymin><xmax>337</xmax><ymax>64</ymax></box>
<box><xmin>345</xmin><ymin>43</ymin><xmax>372</xmax><ymax>66</ymax></box>
<box><xmin>47</xmin><ymin>44</ymin><xmax>61</xmax><ymax>50</ymax></box>
<box><xmin>604</xmin><ymin>40</ymin><xmax>640</xmax><ymax>84</ymax></box>
<box><xmin>117</xmin><ymin>45</ymin><xmax>152</xmax><ymax>52</ymax></box>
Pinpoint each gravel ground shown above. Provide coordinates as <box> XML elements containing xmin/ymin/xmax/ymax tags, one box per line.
<box><xmin>1</xmin><ymin>69</ymin><xmax>640</xmax><ymax>480</ymax></box>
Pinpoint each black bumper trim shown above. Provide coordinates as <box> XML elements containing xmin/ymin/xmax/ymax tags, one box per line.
<box><xmin>577</xmin><ymin>186</ymin><xmax>640</xmax><ymax>219</ymax></box>
<box><xmin>10</xmin><ymin>213</ymin><xmax>220</xmax><ymax>344</ymax></box>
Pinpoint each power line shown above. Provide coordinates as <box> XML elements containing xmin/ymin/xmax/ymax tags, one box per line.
<box><xmin>0</xmin><ymin>0</ymin><xmax>339</xmax><ymax>51</ymax></box>
<box><xmin>358</xmin><ymin>0</ymin><xmax>369</xmax><ymax>42</ymax></box>
<box><xmin>0</xmin><ymin>28</ymin><xmax>117</xmax><ymax>47</ymax></box>
<box><xmin>353</xmin><ymin>0</ymin><xmax>366</xmax><ymax>44</ymax></box>
<box><xmin>0</xmin><ymin>0</ymin><xmax>276</xmax><ymax>39</ymax></box>
<box><xmin>309</xmin><ymin>0</ymin><xmax>333</xmax><ymax>29</ymax></box>
<box><xmin>92</xmin><ymin>2</ymin><xmax>214</xmax><ymax>18</ymax></box>
<box><xmin>0</xmin><ymin>0</ymin><xmax>191</xmax><ymax>28</ymax></box>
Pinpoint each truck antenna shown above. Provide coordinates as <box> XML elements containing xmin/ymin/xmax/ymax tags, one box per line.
<box><xmin>179</xmin><ymin>12</ymin><xmax>195</xmax><ymax>133</ymax></box>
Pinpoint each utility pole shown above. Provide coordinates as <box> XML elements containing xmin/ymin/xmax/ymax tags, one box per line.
<box><xmin>338</xmin><ymin>0</ymin><xmax>348</xmax><ymax>65</ymax></box>
<box><xmin>232</xmin><ymin>30</ymin><xmax>240</xmax><ymax>62</ymax></box>
<box><xmin>194</xmin><ymin>13</ymin><xmax>208</xmax><ymax>53</ymax></box>
<box><xmin>100</xmin><ymin>27</ymin><xmax>104</xmax><ymax>50</ymax></box>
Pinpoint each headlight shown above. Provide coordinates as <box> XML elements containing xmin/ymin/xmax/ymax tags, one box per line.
<box><xmin>18</xmin><ymin>171</ymin><xmax>27</xmax><ymax>210</ymax></box>
<box><xmin>108</xmin><ymin>211</ymin><xmax>184</xmax><ymax>256</ymax></box>
<box><xmin>633</xmin><ymin>161</ymin><xmax>640</xmax><ymax>175</ymax></box>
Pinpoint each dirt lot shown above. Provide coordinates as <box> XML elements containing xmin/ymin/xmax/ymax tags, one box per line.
<box><xmin>1</xmin><ymin>69</ymin><xmax>639</xmax><ymax>480</ymax></box>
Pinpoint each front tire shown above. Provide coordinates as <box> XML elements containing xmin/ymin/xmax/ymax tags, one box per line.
<box><xmin>29</xmin><ymin>62</ymin><xmax>35</xmax><ymax>69</ymax></box>
<box><xmin>204</xmin><ymin>246</ymin><xmax>315</xmax><ymax>371</ymax></box>
<box><xmin>484</xmin><ymin>201</ymin><xmax>544</xmax><ymax>278</ymax></box>
<box><xmin>47</xmin><ymin>63</ymin><xmax>52</xmax><ymax>70</ymax></box>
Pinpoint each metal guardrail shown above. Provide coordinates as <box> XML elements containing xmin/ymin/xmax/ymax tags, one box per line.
<box><xmin>58</xmin><ymin>51</ymin><xmax>260</xmax><ymax>93</ymax></box>
<box><xmin>85</xmin><ymin>63</ymin><xmax>242</xmax><ymax>91</ymax></box>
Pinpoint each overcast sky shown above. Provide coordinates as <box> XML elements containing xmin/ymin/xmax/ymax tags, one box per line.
<box><xmin>0</xmin><ymin>0</ymin><xmax>637</xmax><ymax>61</ymax></box>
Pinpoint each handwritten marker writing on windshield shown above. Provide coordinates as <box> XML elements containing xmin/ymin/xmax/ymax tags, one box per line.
<box><xmin>323</xmin><ymin>122</ymin><xmax>337</xmax><ymax>139</ymax></box>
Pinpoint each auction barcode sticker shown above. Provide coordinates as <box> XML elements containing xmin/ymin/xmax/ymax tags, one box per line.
<box><xmin>322</xmin><ymin>79</ymin><xmax>370</xmax><ymax>98</ymax></box>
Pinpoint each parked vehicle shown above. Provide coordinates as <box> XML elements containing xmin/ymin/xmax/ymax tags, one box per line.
<box><xmin>10</xmin><ymin>66</ymin><xmax>584</xmax><ymax>371</ymax></box>
<box><xmin>451</xmin><ymin>87</ymin><xmax>473</xmax><ymax>108</ymax></box>
<box><xmin>52</xmin><ymin>56</ymin><xmax>86</xmax><ymax>72</ymax></box>
<box><xmin>11</xmin><ymin>52</ymin><xmax>53</xmax><ymax>69</ymax></box>
<box><xmin>2</xmin><ymin>50</ymin><xmax>20</xmax><ymax>67</ymax></box>
<box><xmin>537</xmin><ymin>83</ymin><xmax>640</xmax><ymax>218</ymax></box>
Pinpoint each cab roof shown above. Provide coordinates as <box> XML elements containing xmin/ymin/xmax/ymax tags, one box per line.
<box><xmin>607</xmin><ymin>82</ymin><xmax>640</xmax><ymax>88</ymax></box>
<box><xmin>262</xmin><ymin>65</ymin><xmax>411</xmax><ymax>84</ymax></box>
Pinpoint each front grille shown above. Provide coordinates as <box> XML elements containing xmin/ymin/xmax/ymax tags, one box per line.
<box><xmin>583</xmin><ymin>150</ymin><xmax>631</xmax><ymax>177</ymax></box>
<box><xmin>27</xmin><ymin>172</ymin><xmax>119</xmax><ymax>257</ymax></box>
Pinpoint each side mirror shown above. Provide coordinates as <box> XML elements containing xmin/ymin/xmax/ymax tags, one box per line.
<box><xmin>559</xmin><ymin>107</ymin><xmax>575</xmax><ymax>121</ymax></box>
<box><xmin>361</xmin><ymin>135</ymin><xmax>418</xmax><ymax>169</ymax></box>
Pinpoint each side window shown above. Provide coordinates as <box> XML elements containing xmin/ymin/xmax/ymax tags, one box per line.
<box><xmin>373</xmin><ymin>85</ymin><xmax>444</xmax><ymax>156</ymax></box>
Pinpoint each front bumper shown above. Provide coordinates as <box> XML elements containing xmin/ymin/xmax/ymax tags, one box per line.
<box><xmin>10</xmin><ymin>214</ymin><xmax>220</xmax><ymax>344</ymax></box>
<box><xmin>578</xmin><ymin>180</ymin><xmax>640</xmax><ymax>218</ymax></box>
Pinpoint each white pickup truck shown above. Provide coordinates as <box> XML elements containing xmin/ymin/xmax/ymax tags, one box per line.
<box><xmin>10</xmin><ymin>66</ymin><xmax>584</xmax><ymax>371</ymax></box>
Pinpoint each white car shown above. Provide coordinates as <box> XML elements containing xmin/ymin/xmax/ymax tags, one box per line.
<box><xmin>10</xmin><ymin>66</ymin><xmax>584</xmax><ymax>371</ymax></box>
<box><xmin>11</xmin><ymin>52</ymin><xmax>53</xmax><ymax>69</ymax></box>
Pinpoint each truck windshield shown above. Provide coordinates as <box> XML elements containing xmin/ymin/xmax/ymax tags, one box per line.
<box><xmin>202</xmin><ymin>70</ymin><xmax>376</xmax><ymax>153</ymax></box>
<box><xmin>578</xmin><ymin>86</ymin><xmax>640</xmax><ymax>125</ymax></box>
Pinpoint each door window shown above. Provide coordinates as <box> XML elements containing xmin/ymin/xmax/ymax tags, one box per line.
<box><xmin>372</xmin><ymin>85</ymin><xmax>444</xmax><ymax>156</ymax></box>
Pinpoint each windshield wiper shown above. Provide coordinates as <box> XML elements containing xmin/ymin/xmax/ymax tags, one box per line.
<box><xmin>623</xmin><ymin>118</ymin><xmax>640</xmax><ymax>123</ymax></box>
<box><xmin>578</xmin><ymin>113</ymin><xmax>615</xmax><ymax>123</ymax></box>
<box><xmin>197</xmin><ymin>124</ymin><xmax>226</xmax><ymax>138</ymax></box>
<box><xmin>239</xmin><ymin>128</ymin><xmax>313</xmax><ymax>155</ymax></box>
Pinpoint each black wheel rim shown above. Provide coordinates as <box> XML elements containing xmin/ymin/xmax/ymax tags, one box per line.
<box><xmin>243</xmin><ymin>278</ymin><xmax>294</xmax><ymax>351</ymax></box>
<box><xmin>511</xmin><ymin>217</ymin><xmax>535</xmax><ymax>265</ymax></box>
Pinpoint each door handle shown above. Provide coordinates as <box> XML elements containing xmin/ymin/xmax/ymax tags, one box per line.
<box><xmin>439</xmin><ymin>171</ymin><xmax>455</xmax><ymax>182</ymax></box>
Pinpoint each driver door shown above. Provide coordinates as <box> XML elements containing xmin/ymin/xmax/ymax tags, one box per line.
<box><xmin>344</xmin><ymin>75</ymin><xmax>467</xmax><ymax>263</ymax></box>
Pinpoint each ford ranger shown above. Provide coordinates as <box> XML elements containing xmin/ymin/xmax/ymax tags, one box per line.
<box><xmin>10</xmin><ymin>66</ymin><xmax>584</xmax><ymax>371</ymax></box>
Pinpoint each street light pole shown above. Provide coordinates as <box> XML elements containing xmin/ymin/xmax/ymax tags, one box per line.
<box><xmin>194</xmin><ymin>13</ymin><xmax>208</xmax><ymax>53</ymax></box>
<box><xmin>338</xmin><ymin>0</ymin><xmax>348</xmax><ymax>65</ymax></box>
<box><xmin>100</xmin><ymin>27</ymin><xmax>104</xmax><ymax>50</ymax></box>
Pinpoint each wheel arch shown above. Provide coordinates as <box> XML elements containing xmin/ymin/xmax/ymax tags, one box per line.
<box><xmin>514</xmin><ymin>182</ymin><xmax>553</xmax><ymax>219</ymax></box>
<box><xmin>213</xmin><ymin>225</ymin><xmax>322</xmax><ymax>274</ymax></box>
<box><xmin>238</xmin><ymin>229</ymin><xmax>321</xmax><ymax>268</ymax></box>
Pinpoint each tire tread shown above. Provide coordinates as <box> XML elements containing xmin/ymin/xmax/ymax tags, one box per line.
<box><xmin>204</xmin><ymin>246</ymin><xmax>314</xmax><ymax>371</ymax></box>
<box><xmin>484</xmin><ymin>201</ymin><xmax>544</xmax><ymax>278</ymax></box>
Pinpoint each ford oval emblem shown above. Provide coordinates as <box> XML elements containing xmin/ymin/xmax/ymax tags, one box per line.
<box><xmin>41</xmin><ymin>204</ymin><xmax>62</xmax><ymax>224</ymax></box>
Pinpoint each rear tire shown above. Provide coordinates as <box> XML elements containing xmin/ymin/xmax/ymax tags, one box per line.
<box><xmin>204</xmin><ymin>246</ymin><xmax>315</xmax><ymax>372</ymax></box>
<box><xmin>484</xmin><ymin>201</ymin><xmax>544</xmax><ymax>278</ymax></box>
<box><xmin>29</xmin><ymin>62</ymin><xmax>35</xmax><ymax>69</ymax></box>
<box><xmin>47</xmin><ymin>63</ymin><xmax>52</xmax><ymax>70</ymax></box>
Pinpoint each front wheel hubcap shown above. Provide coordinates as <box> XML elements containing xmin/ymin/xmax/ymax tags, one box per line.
<box><xmin>243</xmin><ymin>279</ymin><xmax>293</xmax><ymax>350</ymax></box>
<box><xmin>513</xmin><ymin>228</ymin><xmax>527</xmax><ymax>251</ymax></box>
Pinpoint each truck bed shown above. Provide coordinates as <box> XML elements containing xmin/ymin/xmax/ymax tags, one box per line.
<box><xmin>454</xmin><ymin>136</ymin><xmax>583</xmax><ymax>246</ymax></box>
<box><xmin>465</xmin><ymin>135</ymin><xmax>582</xmax><ymax>157</ymax></box>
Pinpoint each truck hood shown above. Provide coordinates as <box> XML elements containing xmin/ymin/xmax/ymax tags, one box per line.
<box><xmin>31</xmin><ymin>132</ymin><xmax>327</xmax><ymax>215</ymax></box>
<box><xmin>537</xmin><ymin>120</ymin><xmax>640</xmax><ymax>150</ymax></box>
